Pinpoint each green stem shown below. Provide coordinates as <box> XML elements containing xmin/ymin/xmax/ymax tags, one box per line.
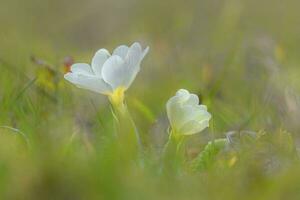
<box><xmin>111</xmin><ymin>101</ymin><xmax>141</xmax><ymax>160</ymax></box>
<box><xmin>162</xmin><ymin>129</ymin><xmax>185</xmax><ymax>175</ymax></box>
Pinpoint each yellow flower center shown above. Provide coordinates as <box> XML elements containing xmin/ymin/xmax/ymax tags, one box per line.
<box><xmin>109</xmin><ymin>87</ymin><xmax>126</xmax><ymax>107</ymax></box>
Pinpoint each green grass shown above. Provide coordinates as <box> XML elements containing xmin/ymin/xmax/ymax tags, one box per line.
<box><xmin>1</xmin><ymin>0</ymin><xmax>300</xmax><ymax>199</ymax></box>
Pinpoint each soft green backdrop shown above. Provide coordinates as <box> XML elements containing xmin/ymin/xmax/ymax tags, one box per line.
<box><xmin>0</xmin><ymin>0</ymin><xmax>300</xmax><ymax>199</ymax></box>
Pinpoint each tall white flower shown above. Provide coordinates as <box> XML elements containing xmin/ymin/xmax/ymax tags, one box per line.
<box><xmin>64</xmin><ymin>42</ymin><xmax>149</xmax><ymax>105</ymax></box>
<box><xmin>166</xmin><ymin>89</ymin><xmax>211</xmax><ymax>136</ymax></box>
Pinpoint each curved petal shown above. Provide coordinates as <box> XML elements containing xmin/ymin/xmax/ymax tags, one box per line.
<box><xmin>176</xmin><ymin>89</ymin><xmax>189</xmax><ymax>96</ymax></box>
<box><xmin>179</xmin><ymin>105</ymin><xmax>211</xmax><ymax>127</ymax></box>
<box><xmin>122</xmin><ymin>43</ymin><xmax>146</xmax><ymax>88</ymax></box>
<box><xmin>101</xmin><ymin>55</ymin><xmax>127</xmax><ymax>90</ymax></box>
<box><xmin>186</xmin><ymin>94</ymin><xmax>199</xmax><ymax>105</ymax></box>
<box><xmin>110</xmin><ymin>42</ymin><xmax>148</xmax><ymax>89</ymax></box>
<box><xmin>91</xmin><ymin>49</ymin><xmax>110</xmax><ymax>77</ymax></box>
<box><xmin>167</xmin><ymin>96</ymin><xmax>182</xmax><ymax>129</ymax></box>
<box><xmin>70</xmin><ymin>63</ymin><xmax>93</xmax><ymax>75</ymax></box>
<box><xmin>125</xmin><ymin>42</ymin><xmax>142</xmax><ymax>68</ymax></box>
<box><xmin>176</xmin><ymin>105</ymin><xmax>211</xmax><ymax>134</ymax></box>
<box><xmin>198</xmin><ymin>105</ymin><xmax>207</xmax><ymax>111</ymax></box>
<box><xmin>166</xmin><ymin>89</ymin><xmax>211</xmax><ymax>135</ymax></box>
<box><xmin>112</xmin><ymin>45</ymin><xmax>129</xmax><ymax>59</ymax></box>
<box><xmin>167</xmin><ymin>90</ymin><xmax>199</xmax><ymax>127</ymax></box>
<box><xmin>67</xmin><ymin>43</ymin><xmax>149</xmax><ymax>94</ymax></box>
<box><xmin>174</xmin><ymin>89</ymin><xmax>199</xmax><ymax>105</ymax></box>
<box><xmin>179</xmin><ymin>118</ymin><xmax>210</xmax><ymax>135</ymax></box>
<box><xmin>121</xmin><ymin>65</ymin><xmax>140</xmax><ymax>89</ymax></box>
<box><xmin>64</xmin><ymin>73</ymin><xmax>112</xmax><ymax>94</ymax></box>
<box><xmin>167</xmin><ymin>91</ymin><xmax>189</xmax><ymax>129</ymax></box>
<box><xmin>166</xmin><ymin>104</ymin><xmax>183</xmax><ymax>131</ymax></box>
<box><xmin>141</xmin><ymin>46</ymin><xmax>150</xmax><ymax>61</ymax></box>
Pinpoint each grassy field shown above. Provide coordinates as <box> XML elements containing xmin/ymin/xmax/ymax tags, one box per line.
<box><xmin>1</xmin><ymin>0</ymin><xmax>300</xmax><ymax>199</ymax></box>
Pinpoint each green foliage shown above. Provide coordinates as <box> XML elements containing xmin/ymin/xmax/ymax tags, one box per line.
<box><xmin>190</xmin><ymin>138</ymin><xmax>228</xmax><ymax>172</ymax></box>
<box><xmin>0</xmin><ymin>0</ymin><xmax>300</xmax><ymax>199</ymax></box>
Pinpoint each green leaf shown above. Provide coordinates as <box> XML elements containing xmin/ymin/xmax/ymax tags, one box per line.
<box><xmin>190</xmin><ymin>138</ymin><xmax>228</xmax><ymax>172</ymax></box>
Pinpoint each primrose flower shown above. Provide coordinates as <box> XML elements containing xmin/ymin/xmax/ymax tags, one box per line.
<box><xmin>64</xmin><ymin>42</ymin><xmax>149</xmax><ymax>105</ymax></box>
<box><xmin>166</xmin><ymin>89</ymin><xmax>211</xmax><ymax>136</ymax></box>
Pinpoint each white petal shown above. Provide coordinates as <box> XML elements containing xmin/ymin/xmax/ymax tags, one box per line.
<box><xmin>179</xmin><ymin>118</ymin><xmax>210</xmax><ymax>135</ymax></box>
<box><xmin>181</xmin><ymin>105</ymin><xmax>210</xmax><ymax>125</ymax></box>
<box><xmin>121</xmin><ymin>42</ymin><xmax>150</xmax><ymax>88</ymax></box>
<box><xmin>167</xmin><ymin>98</ymin><xmax>192</xmax><ymax>130</ymax></box>
<box><xmin>64</xmin><ymin>73</ymin><xmax>112</xmax><ymax>94</ymax></box>
<box><xmin>108</xmin><ymin>42</ymin><xmax>149</xmax><ymax>89</ymax></box>
<box><xmin>70</xmin><ymin>63</ymin><xmax>93</xmax><ymax>75</ymax></box>
<box><xmin>102</xmin><ymin>51</ymin><xmax>144</xmax><ymax>90</ymax></box>
<box><xmin>186</xmin><ymin>94</ymin><xmax>199</xmax><ymax>105</ymax></box>
<box><xmin>141</xmin><ymin>46</ymin><xmax>150</xmax><ymax>61</ymax></box>
<box><xmin>166</xmin><ymin>90</ymin><xmax>198</xmax><ymax>126</ymax></box>
<box><xmin>121</xmin><ymin>65</ymin><xmax>140</xmax><ymax>89</ymax></box>
<box><xmin>112</xmin><ymin>45</ymin><xmax>129</xmax><ymax>59</ymax></box>
<box><xmin>175</xmin><ymin>89</ymin><xmax>199</xmax><ymax>105</ymax></box>
<box><xmin>177</xmin><ymin>106</ymin><xmax>211</xmax><ymax>135</ymax></box>
<box><xmin>167</xmin><ymin>96</ymin><xmax>181</xmax><ymax>128</ymax></box>
<box><xmin>125</xmin><ymin>42</ymin><xmax>142</xmax><ymax>68</ymax></box>
<box><xmin>171</xmin><ymin>105</ymin><xmax>195</xmax><ymax>130</ymax></box>
<box><xmin>199</xmin><ymin>105</ymin><xmax>207</xmax><ymax>111</ymax></box>
<box><xmin>91</xmin><ymin>49</ymin><xmax>110</xmax><ymax>77</ymax></box>
<box><xmin>101</xmin><ymin>55</ymin><xmax>127</xmax><ymax>90</ymax></box>
<box><xmin>188</xmin><ymin>106</ymin><xmax>211</xmax><ymax>124</ymax></box>
<box><xmin>176</xmin><ymin>89</ymin><xmax>189</xmax><ymax>96</ymax></box>
<box><xmin>166</xmin><ymin>104</ymin><xmax>183</xmax><ymax>131</ymax></box>
<box><xmin>167</xmin><ymin>92</ymin><xmax>187</xmax><ymax>129</ymax></box>
<box><xmin>166</xmin><ymin>89</ymin><xmax>211</xmax><ymax>135</ymax></box>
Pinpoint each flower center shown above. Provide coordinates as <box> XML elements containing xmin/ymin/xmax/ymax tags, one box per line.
<box><xmin>109</xmin><ymin>87</ymin><xmax>126</xmax><ymax>107</ymax></box>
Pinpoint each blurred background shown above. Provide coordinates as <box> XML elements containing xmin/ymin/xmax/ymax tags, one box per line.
<box><xmin>1</xmin><ymin>0</ymin><xmax>300</xmax><ymax>199</ymax></box>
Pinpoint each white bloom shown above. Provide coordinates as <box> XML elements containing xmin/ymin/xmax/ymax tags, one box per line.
<box><xmin>166</xmin><ymin>89</ymin><xmax>211</xmax><ymax>135</ymax></box>
<box><xmin>64</xmin><ymin>42</ymin><xmax>149</xmax><ymax>97</ymax></box>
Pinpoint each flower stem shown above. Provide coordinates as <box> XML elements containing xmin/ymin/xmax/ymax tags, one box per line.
<box><xmin>162</xmin><ymin>129</ymin><xmax>186</xmax><ymax>175</ymax></box>
<box><xmin>110</xmin><ymin>99</ymin><xmax>142</xmax><ymax>161</ymax></box>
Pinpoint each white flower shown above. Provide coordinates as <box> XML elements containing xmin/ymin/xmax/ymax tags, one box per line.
<box><xmin>166</xmin><ymin>89</ymin><xmax>211</xmax><ymax>135</ymax></box>
<box><xmin>64</xmin><ymin>42</ymin><xmax>149</xmax><ymax>103</ymax></box>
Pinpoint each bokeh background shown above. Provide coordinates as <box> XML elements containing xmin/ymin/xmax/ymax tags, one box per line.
<box><xmin>1</xmin><ymin>0</ymin><xmax>300</xmax><ymax>199</ymax></box>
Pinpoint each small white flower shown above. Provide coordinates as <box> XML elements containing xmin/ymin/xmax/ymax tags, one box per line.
<box><xmin>166</xmin><ymin>89</ymin><xmax>211</xmax><ymax>135</ymax></box>
<box><xmin>64</xmin><ymin>42</ymin><xmax>149</xmax><ymax>104</ymax></box>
